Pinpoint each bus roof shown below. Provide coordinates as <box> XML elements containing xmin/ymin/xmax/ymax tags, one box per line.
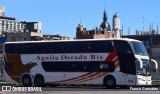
<box><xmin>5</xmin><ymin>38</ymin><xmax>142</xmax><ymax>44</ymax></box>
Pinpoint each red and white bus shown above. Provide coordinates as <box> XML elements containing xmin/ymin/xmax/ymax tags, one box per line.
<box><xmin>2</xmin><ymin>38</ymin><xmax>158</xmax><ymax>88</ymax></box>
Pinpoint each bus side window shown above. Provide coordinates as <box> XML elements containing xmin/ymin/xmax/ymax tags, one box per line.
<box><xmin>100</xmin><ymin>63</ymin><xmax>108</xmax><ymax>69</ymax></box>
<box><xmin>99</xmin><ymin>62</ymin><xmax>115</xmax><ymax>72</ymax></box>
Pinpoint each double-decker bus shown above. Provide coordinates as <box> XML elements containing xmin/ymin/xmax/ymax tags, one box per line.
<box><xmin>2</xmin><ymin>38</ymin><xmax>158</xmax><ymax>88</ymax></box>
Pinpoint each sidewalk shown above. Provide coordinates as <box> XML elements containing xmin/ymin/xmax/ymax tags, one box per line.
<box><xmin>0</xmin><ymin>77</ymin><xmax>17</xmax><ymax>85</ymax></box>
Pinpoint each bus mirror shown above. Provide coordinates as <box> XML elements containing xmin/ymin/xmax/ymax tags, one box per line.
<box><xmin>135</xmin><ymin>58</ymin><xmax>143</xmax><ymax>69</ymax></box>
<box><xmin>151</xmin><ymin>59</ymin><xmax>158</xmax><ymax>69</ymax></box>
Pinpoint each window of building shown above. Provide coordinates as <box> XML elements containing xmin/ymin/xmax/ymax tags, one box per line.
<box><xmin>11</xmin><ymin>37</ymin><xmax>16</xmax><ymax>41</ymax></box>
<box><xmin>2</xmin><ymin>21</ymin><xmax>4</xmax><ymax>26</ymax></box>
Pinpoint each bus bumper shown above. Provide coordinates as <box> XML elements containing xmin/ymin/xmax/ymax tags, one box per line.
<box><xmin>136</xmin><ymin>75</ymin><xmax>151</xmax><ymax>85</ymax></box>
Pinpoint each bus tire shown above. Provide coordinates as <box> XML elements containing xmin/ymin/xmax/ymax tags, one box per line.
<box><xmin>34</xmin><ymin>74</ymin><xmax>46</xmax><ymax>87</ymax></box>
<box><xmin>21</xmin><ymin>75</ymin><xmax>32</xmax><ymax>87</ymax></box>
<box><xmin>103</xmin><ymin>75</ymin><xmax>116</xmax><ymax>89</ymax></box>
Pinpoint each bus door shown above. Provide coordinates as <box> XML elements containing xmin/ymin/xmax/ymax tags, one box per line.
<box><xmin>113</xmin><ymin>40</ymin><xmax>136</xmax><ymax>85</ymax></box>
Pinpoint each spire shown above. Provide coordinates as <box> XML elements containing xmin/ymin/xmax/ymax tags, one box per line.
<box><xmin>128</xmin><ymin>26</ymin><xmax>130</xmax><ymax>35</ymax></box>
<box><xmin>136</xmin><ymin>29</ymin><xmax>138</xmax><ymax>35</ymax></box>
<box><xmin>78</xmin><ymin>17</ymin><xmax>83</xmax><ymax>27</ymax></box>
<box><xmin>100</xmin><ymin>9</ymin><xmax>111</xmax><ymax>31</ymax></box>
<box><xmin>121</xmin><ymin>26</ymin><xmax>123</xmax><ymax>36</ymax></box>
<box><xmin>142</xmin><ymin>17</ymin><xmax>145</xmax><ymax>31</ymax></box>
<box><xmin>103</xmin><ymin>9</ymin><xmax>107</xmax><ymax>21</ymax></box>
<box><xmin>80</xmin><ymin>17</ymin><xmax>82</xmax><ymax>24</ymax></box>
<box><xmin>149</xmin><ymin>24</ymin><xmax>152</xmax><ymax>34</ymax></box>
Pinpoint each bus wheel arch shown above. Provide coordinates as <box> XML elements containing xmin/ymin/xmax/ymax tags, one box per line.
<box><xmin>21</xmin><ymin>73</ymin><xmax>32</xmax><ymax>87</ymax></box>
<box><xmin>34</xmin><ymin>74</ymin><xmax>46</xmax><ymax>87</ymax></box>
<box><xmin>103</xmin><ymin>75</ymin><xmax>116</xmax><ymax>88</ymax></box>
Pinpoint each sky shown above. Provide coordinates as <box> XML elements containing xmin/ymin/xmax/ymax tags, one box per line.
<box><xmin>0</xmin><ymin>0</ymin><xmax>160</xmax><ymax>39</ymax></box>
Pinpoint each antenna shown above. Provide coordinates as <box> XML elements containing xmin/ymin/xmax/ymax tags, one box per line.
<box><xmin>128</xmin><ymin>26</ymin><xmax>130</xmax><ymax>35</ymax></box>
<box><xmin>149</xmin><ymin>23</ymin><xmax>152</xmax><ymax>34</ymax></box>
<box><xmin>136</xmin><ymin>29</ymin><xmax>138</xmax><ymax>35</ymax></box>
<box><xmin>152</xmin><ymin>23</ymin><xmax>153</xmax><ymax>31</ymax></box>
<box><xmin>142</xmin><ymin>17</ymin><xmax>145</xmax><ymax>31</ymax></box>
<box><xmin>79</xmin><ymin>17</ymin><xmax>83</xmax><ymax>27</ymax></box>
<box><xmin>104</xmin><ymin>2</ymin><xmax>106</xmax><ymax>10</ymax></box>
<box><xmin>157</xmin><ymin>25</ymin><xmax>158</xmax><ymax>34</ymax></box>
<box><xmin>80</xmin><ymin>17</ymin><xmax>81</xmax><ymax>24</ymax></box>
<box><xmin>121</xmin><ymin>26</ymin><xmax>124</xmax><ymax>36</ymax></box>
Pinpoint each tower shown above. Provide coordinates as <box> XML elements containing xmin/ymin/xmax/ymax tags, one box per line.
<box><xmin>77</xmin><ymin>21</ymin><xmax>83</xmax><ymax>31</ymax></box>
<box><xmin>100</xmin><ymin>10</ymin><xmax>111</xmax><ymax>31</ymax></box>
<box><xmin>76</xmin><ymin>21</ymin><xmax>84</xmax><ymax>39</ymax></box>
<box><xmin>0</xmin><ymin>6</ymin><xmax>5</xmax><ymax>16</ymax></box>
<box><xmin>112</xmin><ymin>13</ymin><xmax>121</xmax><ymax>38</ymax></box>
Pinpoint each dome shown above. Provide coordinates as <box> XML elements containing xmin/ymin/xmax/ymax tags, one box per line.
<box><xmin>100</xmin><ymin>21</ymin><xmax>111</xmax><ymax>31</ymax></box>
<box><xmin>113</xmin><ymin>13</ymin><xmax>119</xmax><ymax>18</ymax></box>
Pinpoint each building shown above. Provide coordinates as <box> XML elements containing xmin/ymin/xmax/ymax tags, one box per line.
<box><xmin>0</xmin><ymin>16</ymin><xmax>24</xmax><ymax>34</ymax></box>
<box><xmin>0</xmin><ymin>6</ymin><xmax>43</xmax><ymax>41</ymax></box>
<box><xmin>0</xmin><ymin>6</ymin><xmax>24</xmax><ymax>34</ymax></box>
<box><xmin>43</xmin><ymin>34</ymin><xmax>70</xmax><ymax>40</ymax></box>
<box><xmin>0</xmin><ymin>6</ymin><xmax>71</xmax><ymax>42</ymax></box>
<box><xmin>22</xmin><ymin>22</ymin><xmax>42</xmax><ymax>33</ymax></box>
<box><xmin>5</xmin><ymin>32</ymin><xmax>43</xmax><ymax>41</ymax></box>
<box><xmin>0</xmin><ymin>17</ymin><xmax>42</xmax><ymax>36</ymax></box>
<box><xmin>76</xmin><ymin>10</ymin><xmax>122</xmax><ymax>39</ymax></box>
<box><xmin>4</xmin><ymin>21</ymin><xmax>43</xmax><ymax>42</ymax></box>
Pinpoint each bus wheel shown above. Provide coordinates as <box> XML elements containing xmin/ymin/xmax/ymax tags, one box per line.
<box><xmin>22</xmin><ymin>75</ymin><xmax>32</xmax><ymax>87</ymax></box>
<box><xmin>34</xmin><ymin>75</ymin><xmax>46</xmax><ymax>87</ymax></box>
<box><xmin>103</xmin><ymin>75</ymin><xmax>116</xmax><ymax>89</ymax></box>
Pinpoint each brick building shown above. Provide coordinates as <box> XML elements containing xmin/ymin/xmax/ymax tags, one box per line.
<box><xmin>76</xmin><ymin>10</ymin><xmax>121</xmax><ymax>39</ymax></box>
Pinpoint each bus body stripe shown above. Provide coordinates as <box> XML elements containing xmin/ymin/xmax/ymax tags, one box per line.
<box><xmin>56</xmin><ymin>72</ymin><xmax>93</xmax><ymax>83</ymax></box>
<box><xmin>47</xmin><ymin>51</ymin><xmax>119</xmax><ymax>84</ymax></box>
<box><xmin>64</xmin><ymin>72</ymin><xmax>101</xmax><ymax>83</ymax></box>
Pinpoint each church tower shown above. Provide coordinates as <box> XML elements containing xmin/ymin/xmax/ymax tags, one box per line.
<box><xmin>100</xmin><ymin>10</ymin><xmax>111</xmax><ymax>31</ymax></box>
<box><xmin>76</xmin><ymin>9</ymin><xmax>114</xmax><ymax>39</ymax></box>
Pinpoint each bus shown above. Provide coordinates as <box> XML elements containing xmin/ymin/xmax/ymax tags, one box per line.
<box><xmin>2</xmin><ymin>38</ymin><xmax>158</xmax><ymax>88</ymax></box>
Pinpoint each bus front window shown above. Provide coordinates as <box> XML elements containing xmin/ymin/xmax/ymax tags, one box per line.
<box><xmin>130</xmin><ymin>42</ymin><xmax>148</xmax><ymax>56</ymax></box>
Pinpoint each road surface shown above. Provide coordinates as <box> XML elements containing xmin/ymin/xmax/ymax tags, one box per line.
<box><xmin>0</xmin><ymin>85</ymin><xmax>159</xmax><ymax>94</ymax></box>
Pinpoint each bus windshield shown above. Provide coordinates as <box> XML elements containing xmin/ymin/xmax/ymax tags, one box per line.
<box><xmin>130</xmin><ymin>42</ymin><xmax>148</xmax><ymax>56</ymax></box>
